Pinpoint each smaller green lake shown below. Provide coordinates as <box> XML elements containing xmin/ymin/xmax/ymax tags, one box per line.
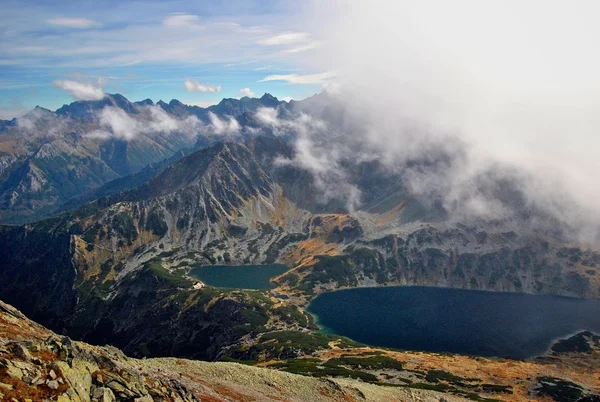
<box><xmin>189</xmin><ymin>264</ymin><xmax>290</xmax><ymax>289</ymax></box>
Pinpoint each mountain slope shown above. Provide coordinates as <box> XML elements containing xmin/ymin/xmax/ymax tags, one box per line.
<box><xmin>0</xmin><ymin>93</ymin><xmax>290</xmax><ymax>224</ymax></box>
<box><xmin>0</xmin><ymin>300</ymin><xmax>467</xmax><ymax>402</ymax></box>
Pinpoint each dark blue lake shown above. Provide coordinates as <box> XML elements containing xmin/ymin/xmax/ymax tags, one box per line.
<box><xmin>189</xmin><ymin>264</ymin><xmax>289</xmax><ymax>289</ymax></box>
<box><xmin>307</xmin><ymin>286</ymin><xmax>600</xmax><ymax>358</ymax></box>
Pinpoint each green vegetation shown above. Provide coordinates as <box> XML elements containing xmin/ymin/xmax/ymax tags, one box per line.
<box><xmin>112</xmin><ymin>212</ymin><xmax>137</xmax><ymax>244</ymax></box>
<box><xmin>146</xmin><ymin>211</ymin><xmax>168</xmax><ymax>237</ymax></box>
<box><xmin>425</xmin><ymin>369</ymin><xmax>481</xmax><ymax>384</ymax></box>
<box><xmin>272</xmin><ymin>358</ymin><xmax>378</xmax><ymax>382</ymax></box>
<box><xmin>324</xmin><ymin>355</ymin><xmax>403</xmax><ymax>371</ymax></box>
<box><xmin>227</xmin><ymin>331</ymin><xmax>363</xmax><ymax>361</ymax></box>
<box><xmin>273</xmin><ymin>305</ymin><xmax>311</xmax><ymax>326</ymax></box>
<box><xmin>146</xmin><ymin>259</ymin><xmax>193</xmax><ymax>287</ymax></box>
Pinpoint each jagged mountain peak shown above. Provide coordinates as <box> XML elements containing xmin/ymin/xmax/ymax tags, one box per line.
<box><xmin>135</xmin><ymin>98</ymin><xmax>154</xmax><ymax>106</ymax></box>
<box><xmin>260</xmin><ymin>92</ymin><xmax>279</xmax><ymax>102</ymax></box>
<box><xmin>128</xmin><ymin>139</ymin><xmax>272</xmax><ymax>201</ymax></box>
<box><xmin>55</xmin><ymin>93</ymin><xmax>138</xmax><ymax>121</ymax></box>
<box><xmin>32</xmin><ymin>105</ymin><xmax>53</xmax><ymax>113</ymax></box>
<box><xmin>168</xmin><ymin>99</ymin><xmax>184</xmax><ymax>107</ymax></box>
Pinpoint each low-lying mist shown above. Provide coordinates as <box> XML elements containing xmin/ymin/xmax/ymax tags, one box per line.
<box><xmin>288</xmin><ymin>0</ymin><xmax>600</xmax><ymax>245</ymax></box>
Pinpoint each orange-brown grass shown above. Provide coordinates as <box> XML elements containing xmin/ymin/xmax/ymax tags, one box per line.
<box><xmin>316</xmin><ymin>346</ymin><xmax>600</xmax><ymax>402</ymax></box>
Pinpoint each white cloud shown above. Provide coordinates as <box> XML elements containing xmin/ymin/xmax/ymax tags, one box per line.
<box><xmin>281</xmin><ymin>97</ymin><xmax>294</xmax><ymax>102</ymax></box>
<box><xmin>238</xmin><ymin>88</ymin><xmax>255</xmax><ymax>98</ymax></box>
<box><xmin>2</xmin><ymin>3</ymin><xmax>326</xmax><ymax>70</ymax></box>
<box><xmin>259</xmin><ymin>72</ymin><xmax>336</xmax><ymax>84</ymax></box>
<box><xmin>47</xmin><ymin>17</ymin><xmax>102</xmax><ymax>29</ymax></box>
<box><xmin>208</xmin><ymin>111</ymin><xmax>240</xmax><ymax>135</ymax></box>
<box><xmin>184</xmin><ymin>79</ymin><xmax>221</xmax><ymax>93</ymax></box>
<box><xmin>255</xmin><ymin>107</ymin><xmax>281</xmax><ymax>127</ymax></box>
<box><xmin>163</xmin><ymin>14</ymin><xmax>200</xmax><ymax>28</ymax></box>
<box><xmin>85</xmin><ymin>105</ymin><xmax>201</xmax><ymax>141</ymax></box>
<box><xmin>295</xmin><ymin>0</ymin><xmax>600</xmax><ymax>242</ymax></box>
<box><xmin>84</xmin><ymin>130</ymin><xmax>112</xmax><ymax>140</ymax></box>
<box><xmin>256</xmin><ymin>108</ymin><xmax>361</xmax><ymax>210</ymax></box>
<box><xmin>258</xmin><ymin>32</ymin><xmax>309</xmax><ymax>45</ymax></box>
<box><xmin>96</xmin><ymin>107</ymin><xmax>138</xmax><ymax>140</ymax></box>
<box><xmin>52</xmin><ymin>79</ymin><xmax>105</xmax><ymax>100</ymax></box>
<box><xmin>285</xmin><ymin>42</ymin><xmax>320</xmax><ymax>53</ymax></box>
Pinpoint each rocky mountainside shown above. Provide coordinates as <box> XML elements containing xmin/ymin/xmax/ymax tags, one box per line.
<box><xmin>2</xmin><ymin>299</ymin><xmax>600</xmax><ymax>402</ymax></box>
<box><xmin>0</xmin><ymin>93</ymin><xmax>290</xmax><ymax>224</ymax></box>
<box><xmin>0</xmin><ymin>300</ymin><xmax>469</xmax><ymax>402</ymax></box>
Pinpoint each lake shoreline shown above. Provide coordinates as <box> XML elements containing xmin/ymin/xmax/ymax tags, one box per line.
<box><xmin>305</xmin><ymin>285</ymin><xmax>600</xmax><ymax>359</ymax></box>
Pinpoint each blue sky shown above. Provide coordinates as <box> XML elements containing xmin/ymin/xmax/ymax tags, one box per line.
<box><xmin>0</xmin><ymin>0</ymin><xmax>331</xmax><ymax>118</ymax></box>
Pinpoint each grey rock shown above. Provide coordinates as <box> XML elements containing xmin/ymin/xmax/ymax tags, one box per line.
<box><xmin>47</xmin><ymin>379</ymin><xmax>59</xmax><ymax>389</ymax></box>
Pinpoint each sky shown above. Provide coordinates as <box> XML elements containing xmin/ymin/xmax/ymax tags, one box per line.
<box><xmin>0</xmin><ymin>0</ymin><xmax>329</xmax><ymax>118</ymax></box>
<box><xmin>4</xmin><ymin>0</ymin><xmax>600</xmax><ymax>241</ymax></box>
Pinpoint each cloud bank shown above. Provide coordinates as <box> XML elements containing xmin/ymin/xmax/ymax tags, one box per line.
<box><xmin>287</xmin><ymin>0</ymin><xmax>600</xmax><ymax>243</ymax></box>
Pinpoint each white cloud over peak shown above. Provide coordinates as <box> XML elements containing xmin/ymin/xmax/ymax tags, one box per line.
<box><xmin>208</xmin><ymin>112</ymin><xmax>240</xmax><ymax>135</ymax></box>
<box><xmin>258</xmin><ymin>32</ymin><xmax>308</xmax><ymax>46</ymax></box>
<box><xmin>52</xmin><ymin>79</ymin><xmax>105</xmax><ymax>100</ymax></box>
<box><xmin>47</xmin><ymin>17</ymin><xmax>102</xmax><ymax>29</ymax></box>
<box><xmin>184</xmin><ymin>79</ymin><xmax>221</xmax><ymax>93</ymax></box>
<box><xmin>93</xmin><ymin>107</ymin><xmax>138</xmax><ymax>141</ymax></box>
<box><xmin>259</xmin><ymin>72</ymin><xmax>335</xmax><ymax>84</ymax></box>
<box><xmin>86</xmin><ymin>105</ymin><xmax>200</xmax><ymax>141</ymax></box>
<box><xmin>255</xmin><ymin>107</ymin><xmax>280</xmax><ymax>127</ymax></box>
<box><xmin>238</xmin><ymin>88</ymin><xmax>255</xmax><ymax>98</ymax></box>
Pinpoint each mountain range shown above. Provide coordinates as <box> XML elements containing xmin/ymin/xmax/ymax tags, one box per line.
<box><xmin>0</xmin><ymin>93</ymin><xmax>599</xmax><ymax>401</ymax></box>
<box><xmin>0</xmin><ymin>93</ymin><xmax>293</xmax><ymax>224</ymax></box>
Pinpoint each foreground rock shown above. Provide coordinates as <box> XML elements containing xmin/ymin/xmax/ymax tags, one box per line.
<box><xmin>0</xmin><ymin>300</ymin><xmax>465</xmax><ymax>401</ymax></box>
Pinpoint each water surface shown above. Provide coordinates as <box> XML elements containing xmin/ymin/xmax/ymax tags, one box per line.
<box><xmin>189</xmin><ymin>264</ymin><xmax>289</xmax><ymax>289</ymax></box>
<box><xmin>307</xmin><ymin>286</ymin><xmax>600</xmax><ymax>358</ymax></box>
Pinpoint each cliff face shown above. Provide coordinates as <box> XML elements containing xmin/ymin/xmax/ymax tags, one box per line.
<box><xmin>286</xmin><ymin>226</ymin><xmax>600</xmax><ymax>299</ymax></box>
<box><xmin>0</xmin><ymin>300</ymin><xmax>468</xmax><ymax>402</ymax></box>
